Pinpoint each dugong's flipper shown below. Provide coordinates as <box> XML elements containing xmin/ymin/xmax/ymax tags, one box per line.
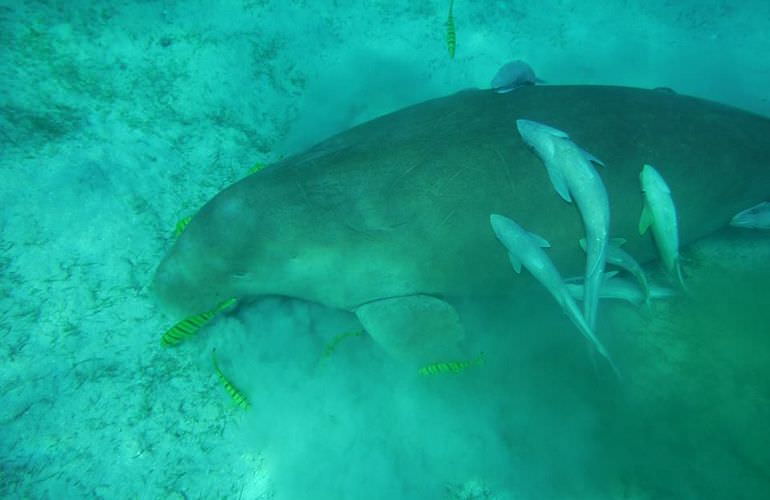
<box><xmin>354</xmin><ymin>295</ymin><xmax>465</xmax><ymax>364</ymax></box>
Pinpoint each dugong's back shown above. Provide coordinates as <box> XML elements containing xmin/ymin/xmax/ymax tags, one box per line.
<box><xmin>152</xmin><ymin>86</ymin><xmax>770</xmax><ymax>316</ymax></box>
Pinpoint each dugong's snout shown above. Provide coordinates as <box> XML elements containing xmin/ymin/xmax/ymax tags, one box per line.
<box><xmin>150</xmin><ymin>257</ymin><xmax>194</xmax><ymax>319</ymax></box>
<box><xmin>150</xmin><ymin>251</ymin><xmax>232</xmax><ymax>319</ymax></box>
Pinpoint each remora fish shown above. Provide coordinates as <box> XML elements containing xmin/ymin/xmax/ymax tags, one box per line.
<box><xmin>151</xmin><ymin>86</ymin><xmax>770</xmax><ymax>365</ymax></box>
<box><xmin>730</xmin><ymin>201</ymin><xmax>770</xmax><ymax>229</ymax></box>
<box><xmin>580</xmin><ymin>237</ymin><xmax>650</xmax><ymax>304</ymax></box>
<box><xmin>516</xmin><ymin>119</ymin><xmax>609</xmax><ymax>330</ymax></box>
<box><xmin>490</xmin><ymin>214</ymin><xmax>619</xmax><ymax>376</ymax></box>
<box><xmin>565</xmin><ymin>274</ymin><xmax>676</xmax><ymax>306</ymax></box>
<box><xmin>639</xmin><ymin>164</ymin><xmax>685</xmax><ymax>288</ymax></box>
<box><xmin>490</xmin><ymin>60</ymin><xmax>542</xmax><ymax>93</ymax></box>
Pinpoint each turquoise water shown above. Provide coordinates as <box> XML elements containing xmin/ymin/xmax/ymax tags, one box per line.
<box><xmin>2</xmin><ymin>1</ymin><xmax>769</xmax><ymax>498</ymax></box>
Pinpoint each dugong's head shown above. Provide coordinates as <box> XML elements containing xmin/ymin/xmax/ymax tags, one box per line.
<box><xmin>151</xmin><ymin>236</ymin><xmax>234</xmax><ymax>319</ymax></box>
<box><xmin>150</xmin><ymin>173</ymin><xmax>304</xmax><ymax>319</ymax></box>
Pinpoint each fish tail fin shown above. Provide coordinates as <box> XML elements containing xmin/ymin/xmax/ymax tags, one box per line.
<box><xmin>584</xmin><ymin>332</ymin><xmax>621</xmax><ymax>380</ymax></box>
<box><xmin>591</xmin><ymin>337</ymin><xmax>622</xmax><ymax>380</ymax></box>
<box><xmin>674</xmin><ymin>259</ymin><xmax>689</xmax><ymax>294</ymax></box>
<box><xmin>605</xmin><ymin>353</ymin><xmax>623</xmax><ymax>381</ymax></box>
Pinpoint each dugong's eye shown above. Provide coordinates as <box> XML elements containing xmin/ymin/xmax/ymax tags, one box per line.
<box><xmin>232</xmin><ymin>272</ymin><xmax>250</xmax><ymax>279</ymax></box>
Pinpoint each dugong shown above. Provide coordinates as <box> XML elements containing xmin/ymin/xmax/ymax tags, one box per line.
<box><xmin>151</xmin><ymin>86</ymin><xmax>770</xmax><ymax>363</ymax></box>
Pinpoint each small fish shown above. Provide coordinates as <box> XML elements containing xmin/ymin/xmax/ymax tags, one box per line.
<box><xmin>320</xmin><ymin>330</ymin><xmax>364</xmax><ymax>361</ymax></box>
<box><xmin>248</xmin><ymin>161</ymin><xmax>267</xmax><ymax>175</ymax></box>
<box><xmin>490</xmin><ymin>214</ymin><xmax>620</xmax><ymax>378</ymax></box>
<box><xmin>446</xmin><ymin>0</ymin><xmax>456</xmax><ymax>59</ymax></box>
<box><xmin>173</xmin><ymin>215</ymin><xmax>193</xmax><ymax>238</ymax></box>
<box><xmin>418</xmin><ymin>352</ymin><xmax>484</xmax><ymax>376</ymax></box>
<box><xmin>580</xmin><ymin>237</ymin><xmax>651</xmax><ymax>304</ymax></box>
<box><xmin>729</xmin><ymin>201</ymin><xmax>770</xmax><ymax>229</ymax></box>
<box><xmin>490</xmin><ymin>60</ymin><xmax>542</xmax><ymax>93</ymax></box>
<box><xmin>639</xmin><ymin>164</ymin><xmax>685</xmax><ymax>289</ymax></box>
<box><xmin>212</xmin><ymin>350</ymin><xmax>249</xmax><ymax>410</ymax></box>
<box><xmin>160</xmin><ymin>298</ymin><xmax>237</xmax><ymax>347</ymax></box>
<box><xmin>565</xmin><ymin>273</ymin><xmax>676</xmax><ymax>306</ymax></box>
<box><xmin>516</xmin><ymin>119</ymin><xmax>609</xmax><ymax>330</ymax></box>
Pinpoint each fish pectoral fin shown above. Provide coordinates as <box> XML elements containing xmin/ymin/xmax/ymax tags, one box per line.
<box><xmin>580</xmin><ymin>147</ymin><xmax>605</xmax><ymax>167</ymax></box>
<box><xmin>610</xmin><ymin>237</ymin><xmax>627</xmax><ymax>247</ymax></box>
<box><xmin>545</xmin><ymin>164</ymin><xmax>573</xmax><ymax>202</ymax></box>
<box><xmin>639</xmin><ymin>204</ymin><xmax>654</xmax><ymax>235</ymax></box>
<box><xmin>526</xmin><ymin>231</ymin><xmax>551</xmax><ymax>248</ymax></box>
<box><xmin>354</xmin><ymin>295</ymin><xmax>465</xmax><ymax>364</ymax></box>
<box><xmin>507</xmin><ymin>252</ymin><xmax>523</xmax><ymax>273</ymax></box>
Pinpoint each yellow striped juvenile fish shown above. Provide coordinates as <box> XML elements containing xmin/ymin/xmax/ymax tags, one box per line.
<box><xmin>173</xmin><ymin>215</ymin><xmax>193</xmax><ymax>237</ymax></box>
<box><xmin>446</xmin><ymin>0</ymin><xmax>456</xmax><ymax>59</ymax></box>
<box><xmin>248</xmin><ymin>161</ymin><xmax>266</xmax><ymax>174</ymax></box>
<box><xmin>160</xmin><ymin>298</ymin><xmax>237</xmax><ymax>347</ymax></box>
<box><xmin>212</xmin><ymin>350</ymin><xmax>250</xmax><ymax>410</ymax></box>
<box><xmin>418</xmin><ymin>352</ymin><xmax>484</xmax><ymax>376</ymax></box>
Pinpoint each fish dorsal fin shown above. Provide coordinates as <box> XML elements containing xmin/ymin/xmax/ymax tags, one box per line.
<box><xmin>507</xmin><ymin>252</ymin><xmax>522</xmax><ymax>273</ymax></box>
<box><xmin>527</xmin><ymin>231</ymin><xmax>551</xmax><ymax>248</ymax></box>
<box><xmin>639</xmin><ymin>204</ymin><xmax>654</xmax><ymax>235</ymax></box>
<box><xmin>610</xmin><ymin>237</ymin><xmax>627</xmax><ymax>247</ymax></box>
<box><xmin>580</xmin><ymin>147</ymin><xmax>605</xmax><ymax>167</ymax></box>
<box><xmin>545</xmin><ymin>163</ymin><xmax>573</xmax><ymax>202</ymax></box>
